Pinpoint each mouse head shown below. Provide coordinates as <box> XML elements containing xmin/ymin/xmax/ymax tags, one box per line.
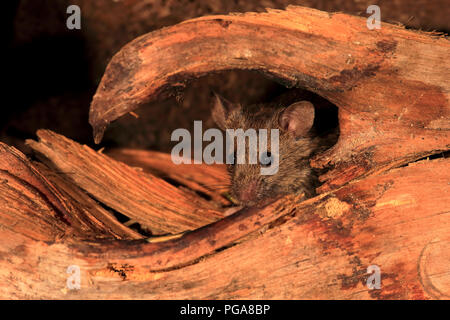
<box><xmin>212</xmin><ymin>93</ymin><xmax>318</xmax><ymax>207</ymax></box>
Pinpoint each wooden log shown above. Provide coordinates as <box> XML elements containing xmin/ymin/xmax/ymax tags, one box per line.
<box><xmin>0</xmin><ymin>6</ymin><xmax>448</xmax><ymax>299</ymax></box>
<box><xmin>89</xmin><ymin>6</ymin><xmax>450</xmax><ymax>191</ymax></box>
<box><xmin>0</xmin><ymin>144</ymin><xmax>448</xmax><ymax>298</ymax></box>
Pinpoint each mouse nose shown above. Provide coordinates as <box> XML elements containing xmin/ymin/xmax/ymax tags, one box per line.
<box><xmin>238</xmin><ymin>180</ymin><xmax>258</xmax><ymax>203</ymax></box>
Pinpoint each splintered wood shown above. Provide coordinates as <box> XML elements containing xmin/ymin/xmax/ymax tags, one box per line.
<box><xmin>1</xmin><ymin>137</ymin><xmax>449</xmax><ymax>298</ymax></box>
<box><xmin>26</xmin><ymin>130</ymin><xmax>227</xmax><ymax>235</ymax></box>
<box><xmin>0</xmin><ymin>6</ymin><xmax>449</xmax><ymax>299</ymax></box>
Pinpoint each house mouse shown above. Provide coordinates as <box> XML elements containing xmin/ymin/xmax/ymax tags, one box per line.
<box><xmin>211</xmin><ymin>93</ymin><xmax>337</xmax><ymax>207</ymax></box>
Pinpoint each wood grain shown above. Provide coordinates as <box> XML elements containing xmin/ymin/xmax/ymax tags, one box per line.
<box><xmin>27</xmin><ymin>130</ymin><xmax>224</xmax><ymax>235</ymax></box>
<box><xmin>0</xmin><ymin>6</ymin><xmax>448</xmax><ymax>299</ymax></box>
<box><xmin>89</xmin><ymin>6</ymin><xmax>449</xmax><ymax>192</ymax></box>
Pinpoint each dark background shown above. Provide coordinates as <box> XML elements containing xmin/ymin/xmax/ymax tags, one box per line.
<box><xmin>3</xmin><ymin>0</ymin><xmax>449</xmax><ymax>153</ymax></box>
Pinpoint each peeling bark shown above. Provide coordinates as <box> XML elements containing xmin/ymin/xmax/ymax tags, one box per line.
<box><xmin>89</xmin><ymin>6</ymin><xmax>450</xmax><ymax>191</ymax></box>
<box><xmin>0</xmin><ymin>6</ymin><xmax>449</xmax><ymax>299</ymax></box>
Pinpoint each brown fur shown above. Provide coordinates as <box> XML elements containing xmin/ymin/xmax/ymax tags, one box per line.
<box><xmin>212</xmin><ymin>95</ymin><xmax>337</xmax><ymax>207</ymax></box>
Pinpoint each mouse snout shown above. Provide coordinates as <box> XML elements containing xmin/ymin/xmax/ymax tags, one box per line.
<box><xmin>238</xmin><ymin>180</ymin><xmax>258</xmax><ymax>203</ymax></box>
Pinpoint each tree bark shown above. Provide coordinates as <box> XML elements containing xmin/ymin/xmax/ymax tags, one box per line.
<box><xmin>89</xmin><ymin>6</ymin><xmax>449</xmax><ymax>191</ymax></box>
<box><xmin>0</xmin><ymin>6</ymin><xmax>449</xmax><ymax>299</ymax></box>
<box><xmin>1</xmin><ymin>138</ymin><xmax>448</xmax><ymax>298</ymax></box>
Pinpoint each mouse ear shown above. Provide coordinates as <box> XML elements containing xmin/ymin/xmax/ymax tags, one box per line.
<box><xmin>211</xmin><ymin>92</ymin><xmax>240</xmax><ymax>129</ymax></box>
<box><xmin>279</xmin><ymin>101</ymin><xmax>315</xmax><ymax>138</ymax></box>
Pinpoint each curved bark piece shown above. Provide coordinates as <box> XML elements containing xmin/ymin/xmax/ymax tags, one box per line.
<box><xmin>89</xmin><ymin>5</ymin><xmax>450</xmax><ymax>190</ymax></box>
<box><xmin>89</xmin><ymin>6</ymin><xmax>388</xmax><ymax>139</ymax></box>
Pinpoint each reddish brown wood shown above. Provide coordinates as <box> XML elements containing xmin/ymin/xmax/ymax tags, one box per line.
<box><xmin>26</xmin><ymin>130</ymin><xmax>224</xmax><ymax>235</ymax></box>
<box><xmin>0</xmin><ymin>143</ymin><xmax>141</xmax><ymax>241</ymax></box>
<box><xmin>106</xmin><ymin>148</ymin><xmax>231</xmax><ymax>206</ymax></box>
<box><xmin>0</xmin><ymin>6</ymin><xmax>449</xmax><ymax>299</ymax></box>
<box><xmin>89</xmin><ymin>6</ymin><xmax>449</xmax><ymax>191</ymax></box>
<box><xmin>0</xmin><ymin>140</ymin><xmax>448</xmax><ymax>298</ymax></box>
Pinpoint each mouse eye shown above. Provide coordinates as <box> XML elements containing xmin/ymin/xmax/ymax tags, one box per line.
<box><xmin>260</xmin><ymin>151</ymin><xmax>272</xmax><ymax>167</ymax></box>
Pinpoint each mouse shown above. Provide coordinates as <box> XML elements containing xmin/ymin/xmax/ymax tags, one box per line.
<box><xmin>211</xmin><ymin>93</ymin><xmax>337</xmax><ymax>207</ymax></box>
